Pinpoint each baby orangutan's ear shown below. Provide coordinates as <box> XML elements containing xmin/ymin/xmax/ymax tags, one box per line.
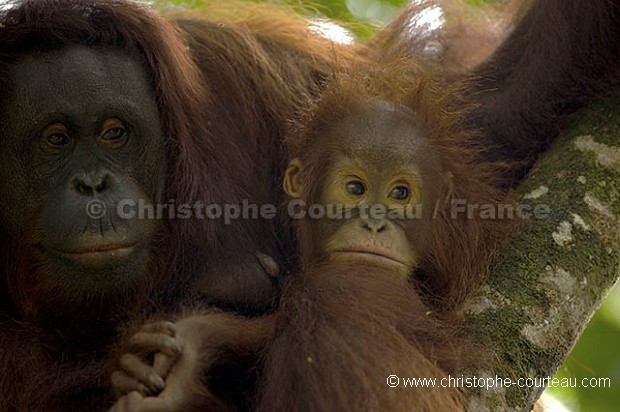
<box><xmin>283</xmin><ymin>158</ymin><xmax>304</xmax><ymax>198</ymax></box>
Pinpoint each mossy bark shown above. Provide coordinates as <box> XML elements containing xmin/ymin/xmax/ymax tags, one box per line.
<box><xmin>465</xmin><ymin>92</ymin><xmax>620</xmax><ymax>411</ymax></box>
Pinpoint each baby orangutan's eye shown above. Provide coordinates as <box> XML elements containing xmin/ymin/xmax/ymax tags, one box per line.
<box><xmin>345</xmin><ymin>180</ymin><xmax>366</xmax><ymax>196</ymax></box>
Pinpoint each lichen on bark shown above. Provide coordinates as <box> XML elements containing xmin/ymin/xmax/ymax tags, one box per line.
<box><xmin>464</xmin><ymin>92</ymin><xmax>620</xmax><ymax>411</ymax></box>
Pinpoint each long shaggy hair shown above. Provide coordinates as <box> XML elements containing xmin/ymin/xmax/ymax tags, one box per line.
<box><xmin>0</xmin><ymin>1</ymin><xmax>366</xmax><ymax>410</ymax></box>
<box><xmin>258</xmin><ymin>262</ymin><xmax>467</xmax><ymax>412</ymax></box>
<box><xmin>286</xmin><ymin>60</ymin><xmax>513</xmax><ymax>310</ymax></box>
<box><xmin>257</xmin><ymin>60</ymin><xmax>513</xmax><ymax>412</ymax></box>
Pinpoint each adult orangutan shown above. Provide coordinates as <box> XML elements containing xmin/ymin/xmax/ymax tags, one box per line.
<box><xmin>0</xmin><ymin>0</ymin><xmax>358</xmax><ymax>410</ymax></box>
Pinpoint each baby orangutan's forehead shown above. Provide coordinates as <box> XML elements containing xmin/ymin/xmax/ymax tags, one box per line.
<box><xmin>328</xmin><ymin>110</ymin><xmax>430</xmax><ymax>167</ymax></box>
<box><xmin>329</xmin><ymin>156</ymin><xmax>420</xmax><ymax>184</ymax></box>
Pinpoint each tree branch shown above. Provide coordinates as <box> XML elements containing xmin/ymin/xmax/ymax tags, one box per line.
<box><xmin>465</xmin><ymin>91</ymin><xmax>620</xmax><ymax>411</ymax></box>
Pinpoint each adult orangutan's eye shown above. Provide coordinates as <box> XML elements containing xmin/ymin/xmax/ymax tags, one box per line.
<box><xmin>42</xmin><ymin>124</ymin><xmax>71</xmax><ymax>149</ymax></box>
<box><xmin>100</xmin><ymin>118</ymin><xmax>128</xmax><ymax>148</ymax></box>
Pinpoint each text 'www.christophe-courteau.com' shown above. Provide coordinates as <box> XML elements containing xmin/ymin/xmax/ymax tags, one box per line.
<box><xmin>386</xmin><ymin>375</ymin><xmax>612</xmax><ymax>390</ymax></box>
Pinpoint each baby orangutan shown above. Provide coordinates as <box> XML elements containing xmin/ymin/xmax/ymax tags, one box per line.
<box><xmin>257</xmin><ymin>98</ymin><xmax>470</xmax><ymax>412</ymax></box>
<box><xmin>110</xmin><ymin>65</ymin><xmax>510</xmax><ymax>412</ymax></box>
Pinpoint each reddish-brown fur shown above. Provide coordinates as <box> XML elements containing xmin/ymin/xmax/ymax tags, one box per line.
<box><xmin>255</xmin><ymin>63</ymin><xmax>509</xmax><ymax>412</ymax></box>
<box><xmin>376</xmin><ymin>0</ymin><xmax>620</xmax><ymax>185</ymax></box>
<box><xmin>110</xmin><ymin>62</ymin><xmax>503</xmax><ymax>412</ymax></box>
<box><xmin>0</xmin><ymin>1</ymin><xmax>216</xmax><ymax>409</ymax></box>
<box><xmin>134</xmin><ymin>2</ymin><xmax>620</xmax><ymax>408</ymax></box>
<box><xmin>287</xmin><ymin>63</ymin><xmax>512</xmax><ymax>309</ymax></box>
<box><xmin>369</xmin><ymin>0</ymin><xmax>523</xmax><ymax>70</ymax></box>
<box><xmin>470</xmin><ymin>0</ymin><xmax>620</xmax><ymax>184</ymax></box>
<box><xmin>109</xmin><ymin>61</ymin><xmax>510</xmax><ymax>412</ymax></box>
<box><xmin>258</xmin><ymin>262</ymin><xmax>467</xmax><ymax>412</ymax></box>
<box><xmin>0</xmin><ymin>1</ymin><xmax>360</xmax><ymax>410</ymax></box>
<box><xmin>1</xmin><ymin>0</ymin><xmax>618</xmax><ymax>410</ymax></box>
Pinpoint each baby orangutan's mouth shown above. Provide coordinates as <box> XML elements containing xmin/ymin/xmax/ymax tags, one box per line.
<box><xmin>331</xmin><ymin>250</ymin><xmax>407</xmax><ymax>266</ymax></box>
<box><xmin>329</xmin><ymin>238</ymin><xmax>409</xmax><ymax>267</ymax></box>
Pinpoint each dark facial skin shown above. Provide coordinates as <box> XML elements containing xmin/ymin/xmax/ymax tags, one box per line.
<box><xmin>0</xmin><ymin>46</ymin><xmax>166</xmax><ymax>301</ymax></box>
<box><xmin>284</xmin><ymin>103</ymin><xmax>445</xmax><ymax>277</ymax></box>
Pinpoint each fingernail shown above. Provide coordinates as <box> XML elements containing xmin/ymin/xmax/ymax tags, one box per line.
<box><xmin>154</xmin><ymin>376</ymin><xmax>165</xmax><ymax>391</ymax></box>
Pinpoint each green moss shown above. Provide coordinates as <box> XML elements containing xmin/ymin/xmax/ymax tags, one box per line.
<box><xmin>468</xmin><ymin>307</ymin><xmax>553</xmax><ymax>406</ymax></box>
<box><xmin>474</xmin><ymin>86</ymin><xmax>620</xmax><ymax>410</ymax></box>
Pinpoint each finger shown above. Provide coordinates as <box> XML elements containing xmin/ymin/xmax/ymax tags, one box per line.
<box><xmin>140</xmin><ymin>322</ymin><xmax>176</xmax><ymax>337</ymax></box>
<box><xmin>256</xmin><ymin>252</ymin><xmax>279</xmax><ymax>278</ymax></box>
<box><xmin>154</xmin><ymin>353</ymin><xmax>177</xmax><ymax>378</ymax></box>
<box><xmin>128</xmin><ymin>333</ymin><xmax>181</xmax><ymax>357</ymax></box>
<box><xmin>111</xmin><ymin>370</ymin><xmax>152</xmax><ymax>398</ymax></box>
<box><xmin>119</xmin><ymin>353</ymin><xmax>165</xmax><ymax>394</ymax></box>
